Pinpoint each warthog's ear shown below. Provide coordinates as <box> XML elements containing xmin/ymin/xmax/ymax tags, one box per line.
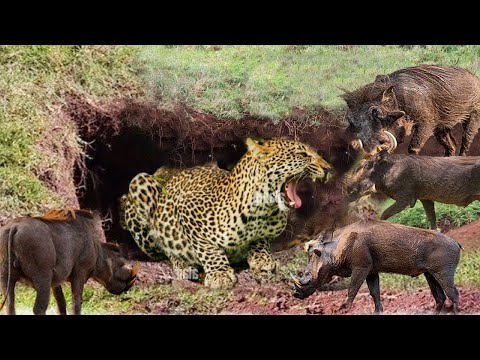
<box><xmin>381</xmin><ymin>85</ymin><xmax>398</xmax><ymax>108</ymax></box>
<box><xmin>385</xmin><ymin>111</ymin><xmax>405</xmax><ymax>124</ymax></box>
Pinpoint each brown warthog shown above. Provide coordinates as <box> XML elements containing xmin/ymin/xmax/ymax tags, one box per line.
<box><xmin>342</xmin><ymin>64</ymin><xmax>480</xmax><ymax>156</ymax></box>
<box><xmin>292</xmin><ymin>220</ymin><xmax>462</xmax><ymax>314</ymax></box>
<box><xmin>345</xmin><ymin>149</ymin><xmax>480</xmax><ymax>229</ymax></box>
<box><xmin>0</xmin><ymin>209</ymin><xmax>140</xmax><ymax>315</ymax></box>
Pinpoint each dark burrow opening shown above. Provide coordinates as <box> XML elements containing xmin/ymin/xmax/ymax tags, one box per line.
<box><xmin>70</xmin><ymin>100</ymin><xmax>359</xmax><ymax>259</ymax></box>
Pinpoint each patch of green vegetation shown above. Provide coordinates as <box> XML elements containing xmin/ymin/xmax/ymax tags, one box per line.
<box><xmin>277</xmin><ymin>250</ymin><xmax>308</xmax><ymax>280</ymax></box>
<box><xmin>0</xmin><ymin>281</ymin><xmax>232</xmax><ymax>315</ymax></box>
<box><xmin>381</xmin><ymin>199</ymin><xmax>480</xmax><ymax>229</ymax></box>
<box><xmin>0</xmin><ymin>45</ymin><xmax>143</xmax><ymax>219</ymax></box>
<box><xmin>379</xmin><ymin>250</ymin><xmax>480</xmax><ymax>290</ymax></box>
<box><xmin>139</xmin><ymin>45</ymin><xmax>480</xmax><ymax>121</ymax></box>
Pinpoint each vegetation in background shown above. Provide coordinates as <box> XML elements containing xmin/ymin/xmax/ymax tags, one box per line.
<box><xmin>140</xmin><ymin>45</ymin><xmax>480</xmax><ymax>121</ymax></box>
<box><xmin>381</xmin><ymin>199</ymin><xmax>480</xmax><ymax>229</ymax></box>
<box><xmin>0</xmin><ymin>45</ymin><xmax>143</xmax><ymax>219</ymax></box>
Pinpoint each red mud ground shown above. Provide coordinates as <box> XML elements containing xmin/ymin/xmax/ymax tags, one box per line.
<box><xmin>446</xmin><ymin>218</ymin><xmax>480</xmax><ymax>250</ymax></box>
<box><xmin>131</xmin><ymin>241</ymin><xmax>480</xmax><ymax>315</ymax></box>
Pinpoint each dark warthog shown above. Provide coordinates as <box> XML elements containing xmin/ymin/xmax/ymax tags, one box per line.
<box><xmin>342</xmin><ymin>64</ymin><xmax>480</xmax><ymax>156</ymax></box>
<box><xmin>0</xmin><ymin>209</ymin><xmax>140</xmax><ymax>315</ymax></box>
<box><xmin>292</xmin><ymin>220</ymin><xmax>462</xmax><ymax>314</ymax></box>
<box><xmin>346</xmin><ymin>149</ymin><xmax>480</xmax><ymax>229</ymax></box>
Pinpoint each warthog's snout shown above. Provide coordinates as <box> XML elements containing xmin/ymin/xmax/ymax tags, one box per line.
<box><xmin>291</xmin><ymin>273</ymin><xmax>317</xmax><ymax>300</ymax></box>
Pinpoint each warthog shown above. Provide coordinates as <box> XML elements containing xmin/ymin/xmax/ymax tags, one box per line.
<box><xmin>0</xmin><ymin>209</ymin><xmax>140</xmax><ymax>315</ymax></box>
<box><xmin>342</xmin><ymin>64</ymin><xmax>480</xmax><ymax>156</ymax></box>
<box><xmin>346</xmin><ymin>148</ymin><xmax>480</xmax><ymax>229</ymax></box>
<box><xmin>292</xmin><ymin>220</ymin><xmax>462</xmax><ymax>314</ymax></box>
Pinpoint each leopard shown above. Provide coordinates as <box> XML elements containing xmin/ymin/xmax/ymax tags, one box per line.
<box><xmin>120</xmin><ymin>138</ymin><xmax>332</xmax><ymax>289</ymax></box>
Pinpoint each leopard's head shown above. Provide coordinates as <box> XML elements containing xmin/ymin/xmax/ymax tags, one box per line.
<box><xmin>245</xmin><ymin>138</ymin><xmax>332</xmax><ymax>209</ymax></box>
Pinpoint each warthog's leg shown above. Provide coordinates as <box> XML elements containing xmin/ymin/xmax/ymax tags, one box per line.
<box><xmin>247</xmin><ymin>238</ymin><xmax>278</xmax><ymax>273</ymax></box>
<box><xmin>433</xmin><ymin>128</ymin><xmax>457</xmax><ymax>156</ymax></box>
<box><xmin>459</xmin><ymin>114</ymin><xmax>480</xmax><ymax>156</ymax></box>
<box><xmin>420</xmin><ymin>200</ymin><xmax>437</xmax><ymax>229</ymax></box>
<box><xmin>52</xmin><ymin>285</ymin><xmax>67</xmax><ymax>315</ymax></box>
<box><xmin>366</xmin><ymin>273</ymin><xmax>383</xmax><ymax>314</ymax></box>
<box><xmin>424</xmin><ymin>272</ymin><xmax>446</xmax><ymax>314</ymax></box>
<box><xmin>381</xmin><ymin>199</ymin><xmax>414</xmax><ymax>221</ymax></box>
<box><xmin>192</xmin><ymin>241</ymin><xmax>237</xmax><ymax>289</ymax></box>
<box><xmin>32</xmin><ymin>275</ymin><xmax>52</xmax><ymax>315</ymax></box>
<box><xmin>431</xmin><ymin>270</ymin><xmax>459</xmax><ymax>315</ymax></box>
<box><xmin>340</xmin><ymin>266</ymin><xmax>371</xmax><ymax>312</ymax></box>
<box><xmin>71</xmin><ymin>277</ymin><xmax>86</xmax><ymax>315</ymax></box>
<box><xmin>408</xmin><ymin>123</ymin><xmax>434</xmax><ymax>155</ymax></box>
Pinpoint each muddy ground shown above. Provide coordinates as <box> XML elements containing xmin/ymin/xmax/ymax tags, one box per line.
<box><xmin>127</xmin><ymin>223</ymin><xmax>480</xmax><ymax>315</ymax></box>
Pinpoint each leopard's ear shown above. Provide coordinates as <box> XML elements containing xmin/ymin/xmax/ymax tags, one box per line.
<box><xmin>245</xmin><ymin>137</ymin><xmax>260</xmax><ymax>151</ymax></box>
<box><xmin>245</xmin><ymin>137</ymin><xmax>268</xmax><ymax>155</ymax></box>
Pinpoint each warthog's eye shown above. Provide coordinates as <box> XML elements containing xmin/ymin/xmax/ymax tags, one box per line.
<box><xmin>368</xmin><ymin>106</ymin><xmax>382</xmax><ymax>120</ymax></box>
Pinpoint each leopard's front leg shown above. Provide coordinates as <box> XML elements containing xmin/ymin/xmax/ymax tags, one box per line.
<box><xmin>247</xmin><ymin>238</ymin><xmax>278</xmax><ymax>273</ymax></box>
<box><xmin>170</xmin><ymin>256</ymin><xmax>200</xmax><ymax>282</ymax></box>
<box><xmin>192</xmin><ymin>241</ymin><xmax>237</xmax><ymax>289</ymax></box>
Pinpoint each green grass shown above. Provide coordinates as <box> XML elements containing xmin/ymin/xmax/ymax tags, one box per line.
<box><xmin>0</xmin><ymin>45</ymin><xmax>143</xmax><ymax>219</ymax></box>
<box><xmin>1</xmin><ymin>281</ymin><xmax>232</xmax><ymax>315</ymax></box>
<box><xmin>139</xmin><ymin>45</ymin><xmax>480</xmax><ymax>121</ymax></box>
<box><xmin>381</xmin><ymin>199</ymin><xmax>480</xmax><ymax>229</ymax></box>
<box><xmin>379</xmin><ymin>250</ymin><xmax>480</xmax><ymax>290</ymax></box>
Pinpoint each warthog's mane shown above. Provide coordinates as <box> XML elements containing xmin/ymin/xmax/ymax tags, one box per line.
<box><xmin>342</xmin><ymin>64</ymin><xmax>476</xmax><ymax>109</ymax></box>
<box><xmin>34</xmin><ymin>208</ymin><xmax>95</xmax><ymax>222</ymax></box>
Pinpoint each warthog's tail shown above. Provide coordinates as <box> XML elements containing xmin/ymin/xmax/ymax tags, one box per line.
<box><xmin>0</xmin><ymin>226</ymin><xmax>16</xmax><ymax>313</ymax></box>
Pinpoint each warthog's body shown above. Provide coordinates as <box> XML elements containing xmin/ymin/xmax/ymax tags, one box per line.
<box><xmin>0</xmin><ymin>209</ymin><xmax>139</xmax><ymax>315</ymax></box>
<box><xmin>346</xmin><ymin>150</ymin><xmax>480</xmax><ymax>229</ymax></box>
<box><xmin>292</xmin><ymin>220</ymin><xmax>462</xmax><ymax>314</ymax></box>
<box><xmin>342</xmin><ymin>64</ymin><xmax>480</xmax><ymax>155</ymax></box>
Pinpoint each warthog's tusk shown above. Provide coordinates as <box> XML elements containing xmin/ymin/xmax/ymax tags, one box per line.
<box><xmin>383</xmin><ymin>130</ymin><xmax>397</xmax><ymax>152</ymax></box>
<box><xmin>357</xmin><ymin>139</ymin><xmax>363</xmax><ymax>150</ymax></box>
<box><xmin>304</xmin><ymin>239</ymin><xmax>316</xmax><ymax>253</ymax></box>
<box><xmin>290</xmin><ymin>272</ymin><xmax>302</xmax><ymax>287</ymax></box>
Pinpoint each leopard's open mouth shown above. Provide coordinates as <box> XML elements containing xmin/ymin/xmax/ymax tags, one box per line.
<box><xmin>282</xmin><ymin>172</ymin><xmax>309</xmax><ymax>209</ymax></box>
<box><xmin>283</xmin><ymin>180</ymin><xmax>301</xmax><ymax>209</ymax></box>
<box><xmin>282</xmin><ymin>168</ymin><xmax>331</xmax><ymax>209</ymax></box>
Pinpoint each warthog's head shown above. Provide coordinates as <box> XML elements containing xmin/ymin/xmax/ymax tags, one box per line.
<box><xmin>94</xmin><ymin>243</ymin><xmax>140</xmax><ymax>295</ymax></box>
<box><xmin>344</xmin><ymin>132</ymin><xmax>396</xmax><ymax>202</ymax></box>
<box><xmin>292</xmin><ymin>234</ymin><xmax>337</xmax><ymax>300</ymax></box>
<box><xmin>245</xmin><ymin>138</ymin><xmax>333</xmax><ymax>210</ymax></box>
<box><xmin>342</xmin><ymin>80</ymin><xmax>406</xmax><ymax>153</ymax></box>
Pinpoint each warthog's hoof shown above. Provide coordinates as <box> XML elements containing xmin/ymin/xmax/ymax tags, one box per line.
<box><xmin>204</xmin><ymin>269</ymin><xmax>237</xmax><ymax>289</ymax></box>
<box><xmin>247</xmin><ymin>253</ymin><xmax>278</xmax><ymax>273</ymax></box>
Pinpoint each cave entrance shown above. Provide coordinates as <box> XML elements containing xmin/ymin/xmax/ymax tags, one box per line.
<box><xmin>74</xmin><ymin>123</ymin><xmax>248</xmax><ymax>258</ymax></box>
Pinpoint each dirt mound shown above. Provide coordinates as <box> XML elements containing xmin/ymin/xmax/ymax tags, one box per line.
<box><xmin>446</xmin><ymin>219</ymin><xmax>480</xmax><ymax>250</ymax></box>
